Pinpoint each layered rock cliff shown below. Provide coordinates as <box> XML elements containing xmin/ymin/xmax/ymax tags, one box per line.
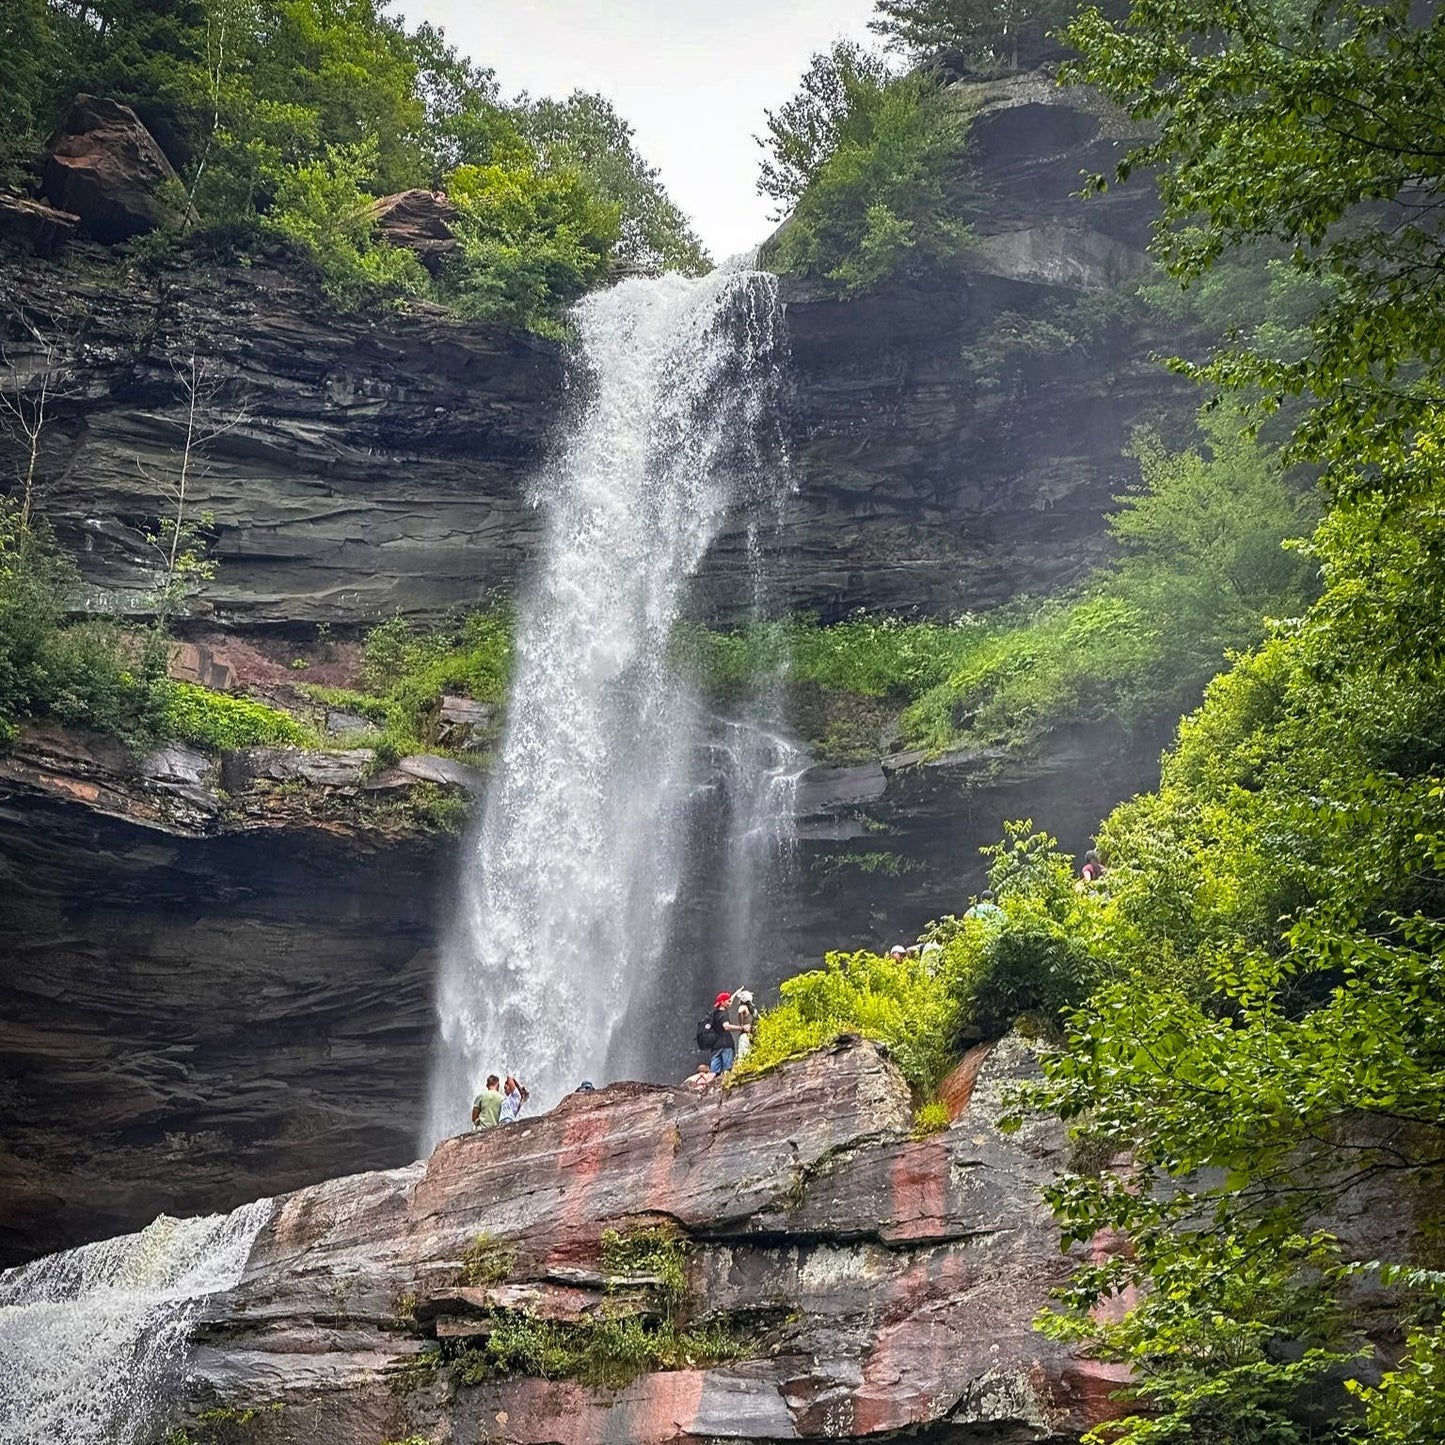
<box><xmin>0</xmin><ymin>69</ymin><xmax>1182</xmax><ymax>1266</ymax></box>
<box><xmin>177</xmin><ymin>1037</ymin><xmax>1125</xmax><ymax>1445</ymax></box>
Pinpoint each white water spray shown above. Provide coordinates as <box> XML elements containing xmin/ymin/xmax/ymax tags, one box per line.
<box><xmin>425</xmin><ymin>268</ymin><xmax>790</xmax><ymax>1134</ymax></box>
<box><xmin>0</xmin><ymin>1200</ymin><xmax>271</xmax><ymax>1445</ymax></box>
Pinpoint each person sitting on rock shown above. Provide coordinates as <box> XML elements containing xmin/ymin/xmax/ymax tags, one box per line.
<box><xmin>684</xmin><ymin>1063</ymin><xmax>713</xmax><ymax>1092</ymax></box>
<box><xmin>500</xmin><ymin>1074</ymin><xmax>529</xmax><ymax>1123</ymax></box>
<box><xmin>471</xmin><ymin>1074</ymin><xmax>505</xmax><ymax>1129</ymax></box>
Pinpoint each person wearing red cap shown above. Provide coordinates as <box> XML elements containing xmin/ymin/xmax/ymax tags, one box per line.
<box><xmin>707</xmin><ymin>990</ymin><xmax>735</xmax><ymax>1076</ymax></box>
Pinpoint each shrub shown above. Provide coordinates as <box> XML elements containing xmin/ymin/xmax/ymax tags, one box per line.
<box><xmin>766</xmin><ymin>64</ymin><xmax>974</xmax><ymax>293</ymax></box>
<box><xmin>160</xmin><ymin>683</ymin><xmax>313</xmax><ymax>750</ymax></box>
<box><xmin>600</xmin><ymin>1226</ymin><xmax>687</xmax><ymax>1303</ymax></box>
<box><xmin>344</xmin><ymin>607</ymin><xmax>512</xmax><ymax>759</ymax></box>
<box><xmin>451</xmin><ymin>1312</ymin><xmax>746</xmax><ymax>1390</ymax></box>
<box><xmin>458</xmin><ymin>1232</ymin><xmax>516</xmax><ymax>1287</ymax></box>
<box><xmin>737</xmin><ymin>945</ymin><xmax>958</xmax><ymax>1096</ymax></box>
<box><xmin>442</xmin><ymin>158</ymin><xmax>620</xmax><ymax>335</ymax></box>
<box><xmin>263</xmin><ymin>142</ymin><xmax>431</xmax><ymax>311</ymax></box>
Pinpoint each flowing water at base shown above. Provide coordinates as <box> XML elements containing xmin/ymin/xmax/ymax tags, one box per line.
<box><xmin>425</xmin><ymin>268</ymin><xmax>791</xmax><ymax>1136</ymax></box>
<box><xmin>0</xmin><ymin>1200</ymin><xmax>271</xmax><ymax>1445</ymax></box>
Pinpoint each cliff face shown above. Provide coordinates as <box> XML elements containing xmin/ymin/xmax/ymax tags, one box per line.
<box><xmin>181</xmin><ymin>1037</ymin><xmax>1125</xmax><ymax>1445</ymax></box>
<box><xmin>0</xmin><ymin>70</ymin><xmax>1178</xmax><ymax>1265</ymax></box>
<box><xmin>0</xmin><ymin>726</ymin><xmax>469</xmax><ymax>1264</ymax></box>
<box><xmin>0</xmin><ymin>77</ymin><xmax>1186</xmax><ymax>631</ymax></box>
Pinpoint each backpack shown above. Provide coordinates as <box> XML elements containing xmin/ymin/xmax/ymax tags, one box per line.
<box><xmin>696</xmin><ymin>1016</ymin><xmax>720</xmax><ymax>1051</ymax></box>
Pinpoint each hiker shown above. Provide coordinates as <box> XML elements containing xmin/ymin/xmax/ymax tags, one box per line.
<box><xmin>964</xmin><ymin>888</ymin><xmax>1005</xmax><ymax>922</ymax></box>
<box><xmin>684</xmin><ymin>1063</ymin><xmax>713</xmax><ymax>1093</ymax></box>
<box><xmin>698</xmin><ymin>991</ymin><xmax>736</xmax><ymax>1075</ymax></box>
<box><xmin>1077</xmin><ymin>849</ymin><xmax>1106</xmax><ymax>890</ymax></box>
<box><xmin>730</xmin><ymin>988</ymin><xmax>756</xmax><ymax>1061</ymax></box>
<box><xmin>471</xmin><ymin>1074</ymin><xmax>505</xmax><ymax>1130</ymax></box>
<box><xmin>501</xmin><ymin>1074</ymin><xmax>529</xmax><ymax>1123</ymax></box>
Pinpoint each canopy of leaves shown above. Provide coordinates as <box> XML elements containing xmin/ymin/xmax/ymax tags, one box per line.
<box><xmin>760</xmin><ymin>47</ymin><xmax>974</xmax><ymax>294</ymax></box>
<box><xmin>1</xmin><ymin>1</ymin><xmax>705</xmax><ymax>326</ymax></box>
<box><xmin>870</xmin><ymin>0</ymin><xmax>1073</xmax><ymax>73</ymax></box>
<box><xmin>1063</xmin><ymin>0</ymin><xmax>1445</xmax><ymax>493</ymax></box>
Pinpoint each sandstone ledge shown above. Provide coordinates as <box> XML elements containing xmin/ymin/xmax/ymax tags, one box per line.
<box><xmin>185</xmin><ymin>1037</ymin><xmax>1124</xmax><ymax>1444</ymax></box>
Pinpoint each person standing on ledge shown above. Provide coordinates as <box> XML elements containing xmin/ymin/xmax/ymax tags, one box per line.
<box><xmin>702</xmin><ymin>991</ymin><xmax>735</xmax><ymax>1076</ymax></box>
<box><xmin>501</xmin><ymin>1074</ymin><xmax>529</xmax><ymax>1124</ymax></box>
<box><xmin>471</xmin><ymin>1074</ymin><xmax>505</xmax><ymax>1129</ymax></box>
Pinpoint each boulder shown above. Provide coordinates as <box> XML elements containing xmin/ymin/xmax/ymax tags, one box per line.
<box><xmin>0</xmin><ymin>195</ymin><xmax>78</xmax><ymax>257</ymax></box>
<box><xmin>40</xmin><ymin>95</ymin><xmax>191</xmax><ymax>243</ymax></box>
<box><xmin>366</xmin><ymin>188</ymin><xmax>459</xmax><ymax>274</ymax></box>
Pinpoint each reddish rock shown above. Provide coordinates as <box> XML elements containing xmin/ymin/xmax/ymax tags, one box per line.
<box><xmin>40</xmin><ymin>95</ymin><xmax>191</xmax><ymax>243</ymax></box>
<box><xmin>185</xmin><ymin>1037</ymin><xmax>1118</xmax><ymax>1443</ymax></box>
<box><xmin>939</xmin><ymin>1038</ymin><xmax>995</xmax><ymax>1119</ymax></box>
<box><xmin>366</xmin><ymin>188</ymin><xmax>459</xmax><ymax>273</ymax></box>
<box><xmin>0</xmin><ymin>194</ymin><xmax>78</xmax><ymax>257</ymax></box>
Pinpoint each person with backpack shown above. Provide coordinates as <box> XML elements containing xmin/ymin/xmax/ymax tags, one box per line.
<box><xmin>697</xmin><ymin>991</ymin><xmax>736</xmax><ymax>1075</ymax></box>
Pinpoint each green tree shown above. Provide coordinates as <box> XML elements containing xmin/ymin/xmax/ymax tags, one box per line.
<box><xmin>442</xmin><ymin>157</ymin><xmax>620</xmax><ymax>335</ymax></box>
<box><xmin>1063</xmin><ymin>0</ymin><xmax>1445</xmax><ymax>492</ymax></box>
<box><xmin>871</xmin><ymin>0</ymin><xmax>1071</xmax><ymax>72</ymax></box>
<box><xmin>520</xmin><ymin>92</ymin><xmax>708</xmax><ymax>274</ymax></box>
<box><xmin>763</xmin><ymin>58</ymin><xmax>973</xmax><ymax>293</ymax></box>
<box><xmin>756</xmin><ymin>41</ymin><xmax>894</xmax><ymax>214</ymax></box>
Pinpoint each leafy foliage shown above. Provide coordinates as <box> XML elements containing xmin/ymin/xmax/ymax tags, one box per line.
<box><xmin>760</xmin><ymin>45</ymin><xmax>974</xmax><ymax>292</ymax></box>
<box><xmin>871</xmin><ymin>0</ymin><xmax>1073</xmax><ymax>73</ymax></box>
<box><xmin>1063</xmin><ymin>0</ymin><xmax>1445</xmax><ymax>494</ymax></box>
<box><xmin>1</xmin><ymin>1</ymin><xmax>703</xmax><ymax>327</ymax></box>
<box><xmin>741</xmin><ymin>825</ymin><xmax>1095</xmax><ymax>1095</ymax></box>
<box><xmin>0</xmin><ymin>505</ymin><xmax>169</xmax><ymax>744</ymax></box>
<box><xmin>161</xmin><ymin>682</ymin><xmax>312</xmax><ymax>749</ymax></box>
<box><xmin>1012</xmin><ymin>8</ymin><xmax>1445</xmax><ymax>1432</ymax></box>
<box><xmin>518</xmin><ymin>92</ymin><xmax>709</xmax><ymax>275</ymax></box>
<box><xmin>458</xmin><ymin>1231</ymin><xmax>516</xmax><ymax>1288</ymax></box>
<box><xmin>902</xmin><ymin>414</ymin><xmax>1315</xmax><ymax>750</ymax></box>
<box><xmin>442</xmin><ymin>157</ymin><xmax>619</xmax><ymax>334</ymax></box>
<box><xmin>316</xmin><ymin>607</ymin><xmax>512</xmax><ymax>761</ymax></box>
<box><xmin>599</xmin><ymin>1226</ymin><xmax>688</xmax><ymax>1305</ymax></box>
<box><xmin>449</xmin><ymin>1312</ymin><xmax>747</xmax><ymax>1390</ymax></box>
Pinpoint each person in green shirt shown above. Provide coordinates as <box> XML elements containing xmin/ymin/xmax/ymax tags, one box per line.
<box><xmin>471</xmin><ymin>1074</ymin><xmax>505</xmax><ymax>1129</ymax></box>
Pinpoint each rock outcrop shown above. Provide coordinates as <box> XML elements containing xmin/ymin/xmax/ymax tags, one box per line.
<box><xmin>367</xmin><ymin>189</ymin><xmax>461</xmax><ymax>274</ymax></box>
<box><xmin>40</xmin><ymin>95</ymin><xmax>192</xmax><ymax>243</ymax></box>
<box><xmin>0</xmin><ymin>726</ymin><xmax>471</xmax><ymax>1264</ymax></box>
<box><xmin>181</xmin><ymin>1037</ymin><xmax>1125</xmax><ymax>1444</ymax></box>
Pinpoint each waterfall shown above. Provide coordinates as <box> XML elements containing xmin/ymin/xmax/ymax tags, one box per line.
<box><xmin>425</xmin><ymin>267</ymin><xmax>790</xmax><ymax>1135</ymax></box>
<box><xmin>0</xmin><ymin>1200</ymin><xmax>271</xmax><ymax>1445</ymax></box>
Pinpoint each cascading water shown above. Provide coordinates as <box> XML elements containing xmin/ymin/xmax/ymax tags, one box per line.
<box><xmin>0</xmin><ymin>1200</ymin><xmax>271</xmax><ymax>1444</ymax></box>
<box><xmin>425</xmin><ymin>267</ymin><xmax>791</xmax><ymax>1136</ymax></box>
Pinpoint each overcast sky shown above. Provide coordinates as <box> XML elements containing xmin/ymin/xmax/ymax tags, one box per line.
<box><xmin>396</xmin><ymin>0</ymin><xmax>881</xmax><ymax>261</ymax></box>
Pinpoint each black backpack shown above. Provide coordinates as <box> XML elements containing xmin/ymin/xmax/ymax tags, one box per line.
<box><xmin>696</xmin><ymin>1016</ymin><xmax>720</xmax><ymax>1051</ymax></box>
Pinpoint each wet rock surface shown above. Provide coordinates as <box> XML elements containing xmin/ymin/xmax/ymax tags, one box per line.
<box><xmin>0</xmin><ymin>727</ymin><xmax>466</xmax><ymax>1263</ymax></box>
<box><xmin>185</xmin><ymin>1037</ymin><xmax>1121</xmax><ymax>1444</ymax></box>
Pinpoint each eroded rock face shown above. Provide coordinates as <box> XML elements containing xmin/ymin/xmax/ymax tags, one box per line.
<box><xmin>184</xmin><ymin>1037</ymin><xmax>1122</xmax><ymax>1443</ymax></box>
<box><xmin>0</xmin><ymin>726</ymin><xmax>464</xmax><ymax>1264</ymax></box>
<box><xmin>40</xmin><ymin>95</ymin><xmax>190</xmax><ymax>243</ymax></box>
<box><xmin>367</xmin><ymin>189</ymin><xmax>460</xmax><ymax>274</ymax></box>
<box><xmin>1</xmin><ymin>69</ymin><xmax>1189</xmax><ymax>629</ymax></box>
